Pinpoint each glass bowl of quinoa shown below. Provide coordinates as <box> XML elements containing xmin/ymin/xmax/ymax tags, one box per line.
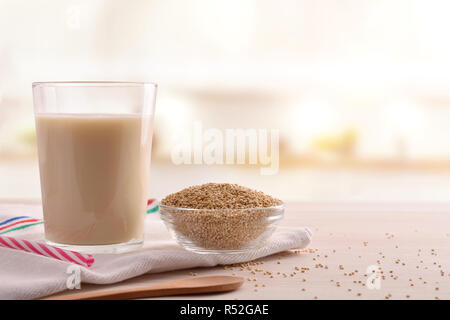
<box><xmin>159</xmin><ymin>183</ymin><xmax>284</xmax><ymax>254</ymax></box>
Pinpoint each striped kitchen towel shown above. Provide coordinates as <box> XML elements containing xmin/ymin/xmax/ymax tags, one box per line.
<box><xmin>0</xmin><ymin>200</ymin><xmax>312</xmax><ymax>300</ymax></box>
<box><xmin>0</xmin><ymin>199</ymin><xmax>159</xmax><ymax>267</ymax></box>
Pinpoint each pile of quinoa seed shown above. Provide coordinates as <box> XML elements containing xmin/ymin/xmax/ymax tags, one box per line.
<box><xmin>160</xmin><ymin>183</ymin><xmax>283</xmax><ymax>250</ymax></box>
<box><xmin>161</xmin><ymin>183</ymin><xmax>282</xmax><ymax>209</ymax></box>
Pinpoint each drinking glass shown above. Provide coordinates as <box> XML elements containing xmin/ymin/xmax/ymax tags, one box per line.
<box><xmin>32</xmin><ymin>82</ymin><xmax>157</xmax><ymax>253</ymax></box>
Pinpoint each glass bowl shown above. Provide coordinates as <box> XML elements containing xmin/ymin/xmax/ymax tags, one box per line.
<box><xmin>159</xmin><ymin>203</ymin><xmax>284</xmax><ymax>254</ymax></box>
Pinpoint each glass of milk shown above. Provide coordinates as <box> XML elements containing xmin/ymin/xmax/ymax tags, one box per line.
<box><xmin>32</xmin><ymin>82</ymin><xmax>157</xmax><ymax>253</ymax></box>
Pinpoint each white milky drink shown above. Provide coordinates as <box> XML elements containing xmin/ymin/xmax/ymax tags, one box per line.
<box><xmin>35</xmin><ymin>114</ymin><xmax>153</xmax><ymax>245</ymax></box>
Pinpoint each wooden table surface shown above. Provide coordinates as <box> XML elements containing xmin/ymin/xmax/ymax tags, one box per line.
<box><xmin>44</xmin><ymin>202</ymin><xmax>450</xmax><ymax>300</ymax></box>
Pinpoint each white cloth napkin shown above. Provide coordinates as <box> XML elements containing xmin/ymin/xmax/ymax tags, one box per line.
<box><xmin>0</xmin><ymin>203</ymin><xmax>312</xmax><ymax>300</ymax></box>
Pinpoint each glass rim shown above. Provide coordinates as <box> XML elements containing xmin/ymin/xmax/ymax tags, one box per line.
<box><xmin>32</xmin><ymin>81</ymin><xmax>157</xmax><ymax>88</ymax></box>
<box><xmin>159</xmin><ymin>202</ymin><xmax>285</xmax><ymax>212</ymax></box>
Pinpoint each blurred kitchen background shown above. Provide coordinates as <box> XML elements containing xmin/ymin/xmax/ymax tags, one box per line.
<box><xmin>2</xmin><ymin>0</ymin><xmax>450</xmax><ymax>202</ymax></box>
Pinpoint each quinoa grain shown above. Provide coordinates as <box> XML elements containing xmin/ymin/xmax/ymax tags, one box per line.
<box><xmin>161</xmin><ymin>183</ymin><xmax>282</xmax><ymax>250</ymax></box>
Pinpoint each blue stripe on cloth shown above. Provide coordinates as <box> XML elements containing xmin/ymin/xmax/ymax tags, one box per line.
<box><xmin>0</xmin><ymin>221</ymin><xmax>44</xmax><ymax>235</ymax></box>
<box><xmin>0</xmin><ymin>216</ymin><xmax>31</xmax><ymax>226</ymax></box>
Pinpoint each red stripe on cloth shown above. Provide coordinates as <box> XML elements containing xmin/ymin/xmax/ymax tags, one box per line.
<box><xmin>7</xmin><ymin>237</ymin><xmax>28</xmax><ymax>251</ymax></box>
<box><xmin>0</xmin><ymin>218</ymin><xmax>41</xmax><ymax>232</ymax></box>
<box><xmin>53</xmin><ymin>246</ymin><xmax>83</xmax><ymax>266</ymax></box>
<box><xmin>37</xmin><ymin>243</ymin><xmax>63</xmax><ymax>262</ymax></box>
<box><xmin>71</xmin><ymin>251</ymin><xmax>94</xmax><ymax>267</ymax></box>
<box><xmin>22</xmin><ymin>239</ymin><xmax>46</xmax><ymax>257</ymax></box>
<box><xmin>0</xmin><ymin>236</ymin><xmax>93</xmax><ymax>267</ymax></box>
<box><xmin>0</xmin><ymin>236</ymin><xmax>15</xmax><ymax>249</ymax></box>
